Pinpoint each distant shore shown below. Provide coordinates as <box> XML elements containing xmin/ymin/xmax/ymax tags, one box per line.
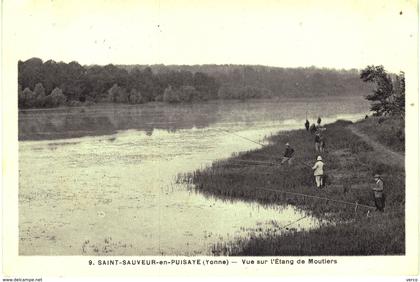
<box><xmin>19</xmin><ymin>58</ymin><xmax>371</xmax><ymax>109</ymax></box>
<box><xmin>18</xmin><ymin>95</ymin><xmax>365</xmax><ymax>112</ymax></box>
<box><xmin>18</xmin><ymin>97</ymin><xmax>368</xmax><ymax>141</ymax></box>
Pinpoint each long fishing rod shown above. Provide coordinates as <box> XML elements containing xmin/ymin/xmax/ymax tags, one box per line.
<box><xmin>217</xmin><ymin>129</ymin><xmax>267</xmax><ymax>147</ymax></box>
<box><xmin>278</xmin><ymin>215</ymin><xmax>309</xmax><ymax>231</ymax></box>
<box><xmin>247</xmin><ymin>153</ymin><xmax>313</xmax><ymax>168</ymax></box>
<box><xmin>217</xmin><ymin>129</ymin><xmax>315</xmax><ymax>168</ymax></box>
<box><xmin>229</xmin><ymin>159</ymin><xmax>280</xmax><ymax>166</ymax></box>
<box><xmin>298</xmin><ymin>160</ymin><xmax>313</xmax><ymax>168</ymax></box>
<box><xmin>256</xmin><ymin>186</ymin><xmax>376</xmax><ymax>210</ymax></box>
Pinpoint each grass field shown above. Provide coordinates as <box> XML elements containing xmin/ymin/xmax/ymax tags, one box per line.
<box><xmin>188</xmin><ymin>117</ymin><xmax>405</xmax><ymax>255</ymax></box>
<box><xmin>354</xmin><ymin>116</ymin><xmax>405</xmax><ymax>153</ymax></box>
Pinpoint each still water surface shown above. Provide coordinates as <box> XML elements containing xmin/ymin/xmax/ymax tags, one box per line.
<box><xmin>19</xmin><ymin>98</ymin><xmax>368</xmax><ymax>255</ymax></box>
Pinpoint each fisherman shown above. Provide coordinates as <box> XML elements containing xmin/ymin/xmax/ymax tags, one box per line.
<box><xmin>312</xmin><ymin>156</ymin><xmax>324</xmax><ymax>189</ymax></box>
<box><xmin>309</xmin><ymin>123</ymin><xmax>317</xmax><ymax>134</ymax></box>
<box><xmin>319</xmin><ymin>134</ymin><xmax>326</xmax><ymax>153</ymax></box>
<box><xmin>305</xmin><ymin>119</ymin><xmax>310</xmax><ymax>131</ymax></box>
<box><xmin>317</xmin><ymin>116</ymin><xmax>322</xmax><ymax>126</ymax></box>
<box><xmin>372</xmin><ymin>174</ymin><xmax>385</xmax><ymax>212</ymax></box>
<box><xmin>314</xmin><ymin>131</ymin><xmax>321</xmax><ymax>152</ymax></box>
<box><xmin>281</xmin><ymin>143</ymin><xmax>295</xmax><ymax>165</ymax></box>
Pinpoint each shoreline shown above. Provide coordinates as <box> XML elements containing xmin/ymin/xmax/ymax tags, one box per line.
<box><xmin>18</xmin><ymin>99</ymin><xmax>368</xmax><ymax>142</ymax></box>
<box><xmin>18</xmin><ymin>95</ymin><xmax>366</xmax><ymax>112</ymax></box>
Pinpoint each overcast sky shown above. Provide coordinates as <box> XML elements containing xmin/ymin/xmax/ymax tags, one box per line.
<box><xmin>7</xmin><ymin>0</ymin><xmax>418</xmax><ymax>72</ymax></box>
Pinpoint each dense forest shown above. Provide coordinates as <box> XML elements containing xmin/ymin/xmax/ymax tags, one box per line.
<box><xmin>18</xmin><ymin>57</ymin><xmax>373</xmax><ymax>108</ymax></box>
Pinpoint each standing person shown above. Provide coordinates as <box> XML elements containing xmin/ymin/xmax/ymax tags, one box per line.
<box><xmin>372</xmin><ymin>174</ymin><xmax>385</xmax><ymax>212</ymax></box>
<box><xmin>319</xmin><ymin>134</ymin><xmax>326</xmax><ymax>153</ymax></box>
<box><xmin>281</xmin><ymin>143</ymin><xmax>295</xmax><ymax>165</ymax></box>
<box><xmin>314</xmin><ymin>131</ymin><xmax>321</xmax><ymax>152</ymax></box>
<box><xmin>309</xmin><ymin>123</ymin><xmax>317</xmax><ymax>134</ymax></box>
<box><xmin>312</xmin><ymin>156</ymin><xmax>324</xmax><ymax>189</ymax></box>
<box><xmin>305</xmin><ymin>119</ymin><xmax>310</xmax><ymax>131</ymax></box>
<box><xmin>317</xmin><ymin>116</ymin><xmax>322</xmax><ymax>126</ymax></box>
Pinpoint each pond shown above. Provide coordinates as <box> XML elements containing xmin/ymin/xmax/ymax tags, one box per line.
<box><xmin>19</xmin><ymin>97</ymin><xmax>369</xmax><ymax>255</ymax></box>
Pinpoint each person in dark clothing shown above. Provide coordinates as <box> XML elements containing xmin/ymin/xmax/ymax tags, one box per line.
<box><xmin>281</xmin><ymin>143</ymin><xmax>295</xmax><ymax>165</ymax></box>
<box><xmin>314</xmin><ymin>132</ymin><xmax>321</xmax><ymax>152</ymax></box>
<box><xmin>309</xmin><ymin>123</ymin><xmax>317</xmax><ymax>134</ymax></box>
<box><xmin>317</xmin><ymin>116</ymin><xmax>322</xmax><ymax>125</ymax></box>
<box><xmin>319</xmin><ymin>134</ymin><xmax>326</xmax><ymax>153</ymax></box>
<box><xmin>305</xmin><ymin>119</ymin><xmax>310</xmax><ymax>131</ymax></box>
<box><xmin>372</xmin><ymin>174</ymin><xmax>385</xmax><ymax>212</ymax></box>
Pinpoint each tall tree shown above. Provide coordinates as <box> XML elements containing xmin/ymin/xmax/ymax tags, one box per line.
<box><xmin>33</xmin><ymin>83</ymin><xmax>46</xmax><ymax>107</ymax></box>
<box><xmin>21</xmin><ymin>87</ymin><xmax>37</xmax><ymax>108</ymax></box>
<box><xmin>393</xmin><ymin>72</ymin><xmax>405</xmax><ymax>119</ymax></box>
<box><xmin>47</xmin><ymin>87</ymin><xmax>66</xmax><ymax>107</ymax></box>
<box><xmin>360</xmin><ymin>65</ymin><xmax>405</xmax><ymax>118</ymax></box>
<box><xmin>18</xmin><ymin>58</ymin><xmax>44</xmax><ymax>90</ymax></box>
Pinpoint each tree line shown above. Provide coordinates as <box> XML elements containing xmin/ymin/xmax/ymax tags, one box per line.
<box><xmin>18</xmin><ymin>58</ymin><xmax>373</xmax><ymax>108</ymax></box>
<box><xmin>120</xmin><ymin>64</ymin><xmax>372</xmax><ymax>97</ymax></box>
<box><xmin>18</xmin><ymin>58</ymin><xmax>219</xmax><ymax>108</ymax></box>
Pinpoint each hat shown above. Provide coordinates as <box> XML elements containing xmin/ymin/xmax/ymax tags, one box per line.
<box><xmin>285</xmin><ymin>142</ymin><xmax>290</xmax><ymax>146</ymax></box>
<box><xmin>374</xmin><ymin>174</ymin><xmax>381</xmax><ymax>178</ymax></box>
<box><xmin>317</xmin><ymin>156</ymin><xmax>322</xmax><ymax>161</ymax></box>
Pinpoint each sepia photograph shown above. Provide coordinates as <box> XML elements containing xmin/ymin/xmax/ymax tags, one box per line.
<box><xmin>1</xmin><ymin>0</ymin><xmax>419</xmax><ymax>279</ymax></box>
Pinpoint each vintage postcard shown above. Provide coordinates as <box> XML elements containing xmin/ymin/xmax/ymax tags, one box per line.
<box><xmin>1</xmin><ymin>0</ymin><xmax>419</xmax><ymax>280</ymax></box>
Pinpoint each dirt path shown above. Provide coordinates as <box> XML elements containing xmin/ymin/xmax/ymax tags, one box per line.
<box><xmin>348</xmin><ymin>125</ymin><xmax>405</xmax><ymax>168</ymax></box>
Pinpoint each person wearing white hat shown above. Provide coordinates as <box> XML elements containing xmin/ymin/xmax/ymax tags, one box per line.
<box><xmin>312</xmin><ymin>156</ymin><xmax>324</xmax><ymax>188</ymax></box>
<box><xmin>372</xmin><ymin>174</ymin><xmax>385</xmax><ymax>212</ymax></box>
<box><xmin>281</xmin><ymin>142</ymin><xmax>295</xmax><ymax>165</ymax></box>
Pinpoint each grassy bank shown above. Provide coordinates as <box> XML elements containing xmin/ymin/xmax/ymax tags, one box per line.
<box><xmin>188</xmin><ymin>117</ymin><xmax>405</xmax><ymax>255</ymax></box>
<box><xmin>354</xmin><ymin>116</ymin><xmax>405</xmax><ymax>153</ymax></box>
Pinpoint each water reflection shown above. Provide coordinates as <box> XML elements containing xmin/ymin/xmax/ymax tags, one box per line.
<box><xmin>19</xmin><ymin>103</ymin><xmax>218</xmax><ymax>140</ymax></box>
<box><xmin>19</xmin><ymin>98</ymin><xmax>367</xmax><ymax>140</ymax></box>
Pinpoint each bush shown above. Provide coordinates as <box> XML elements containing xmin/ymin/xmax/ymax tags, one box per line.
<box><xmin>21</xmin><ymin>87</ymin><xmax>37</xmax><ymax>108</ymax></box>
<box><xmin>128</xmin><ymin>88</ymin><xmax>144</xmax><ymax>104</ymax></box>
<box><xmin>18</xmin><ymin>85</ymin><xmax>25</xmax><ymax>108</ymax></box>
<box><xmin>179</xmin><ymin>85</ymin><xmax>199</xmax><ymax>102</ymax></box>
<box><xmin>163</xmin><ymin>86</ymin><xmax>181</xmax><ymax>103</ymax></box>
<box><xmin>44</xmin><ymin>87</ymin><xmax>66</xmax><ymax>107</ymax></box>
<box><xmin>107</xmin><ymin>84</ymin><xmax>129</xmax><ymax>103</ymax></box>
<box><xmin>67</xmin><ymin>100</ymin><xmax>82</xmax><ymax>107</ymax></box>
<box><xmin>154</xmin><ymin>94</ymin><xmax>163</xmax><ymax>102</ymax></box>
<box><xmin>355</xmin><ymin>116</ymin><xmax>405</xmax><ymax>152</ymax></box>
<box><xmin>218</xmin><ymin>85</ymin><xmax>239</xmax><ymax>99</ymax></box>
<box><xmin>34</xmin><ymin>83</ymin><xmax>46</xmax><ymax>107</ymax></box>
<box><xmin>217</xmin><ymin>85</ymin><xmax>272</xmax><ymax>100</ymax></box>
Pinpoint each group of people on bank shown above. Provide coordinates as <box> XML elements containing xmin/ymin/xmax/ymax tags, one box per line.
<box><xmin>280</xmin><ymin>116</ymin><xmax>385</xmax><ymax>212</ymax></box>
<box><xmin>282</xmin><ymin>117</ymin><xmax>326</xmax><ymax>188</ymax></box>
